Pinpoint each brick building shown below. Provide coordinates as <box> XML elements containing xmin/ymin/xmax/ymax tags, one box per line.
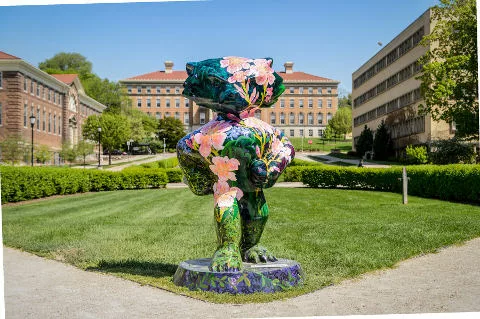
<box><xmin>351</xmin><ymin>9</ymin><xmax>453</xmax><ymax>151</ymax></box>
<box><xmin>0</xmin><ymin>51</ymin><xmax>106</xmax><ymax>163</ymax></box>
<box><xmin>120</xmin><ymin>61</ymin><xmax>340</xmax><ymax>138</ymax></box>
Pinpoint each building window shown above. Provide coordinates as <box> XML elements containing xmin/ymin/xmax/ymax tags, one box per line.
<box><xmin>48</xmin><ymin>112</ymin><xmax>51</xmax><ymax>133</ymax></box>
<box><xmin>308</xmin><ymin>99</ymin><xmax>313</xmax><ymax>108</ymax></box>
<box><xmin>185</xmin><ymin>98</ymin><xmax>190</xmax><ymax>107</ymax></box>
<box><xmin>127</xmin><ymin>86</ymin><xmax>132</xmax><ymax>93</ymax></box>
<box><xmin>165</xmin><ymin>112</ymin><xmax>171</xmax><ymax>118</ymax></box>
<box><xmin>299</xmin><ymin>113</ymin><xmax>304</xmax><ymax>125</ymax></box>
<box><xmin>24</xmin><ymin>77</ymin><xmax>27</xmax><ymax>91</ymax></box>
<box><xmin>53</xmin><ymin>92</ymin><xmax>56</xmax><ymax>104</ymax></box>
<box><xmin>42</xmin><ymin>86</ymin><xmax>46</xmax><ymax>99</ymax></box>
<box><xmin>156</xmin><ymin>99</ymin><xmax>161</xmax><ymax>107</ymax></box>
<box><xmin>58</xmin><ymin>116</ymin><xmax>61</xmax><ymax>135</ymax></box>
<box><xmin>299</xmin><ymin>87</ymin><xmax>304</xmax><ymax>94</ymax></box>
<box><xmin>327</xmin><ymin>112</ymin><xmax>332</xmax><ymax>123</ymax></box>
<box><xmin>318</xmin><ymin>129</ymin><xmax>323</xmax><ymax>137</ymax></box>
<box><xmin>166</xmin><ymin>99</ymin><xmax>171</xmax><ymax>108</ymax></box>
<box><xmin>48</xmin><ymin>90</ymin><xmax>51</xmax><ymax>101</ymax></box>
<box><xmin>200</xmin><ymin>111</ymin><xmax>206</xmax><ymax>124</ymax></box>
<box><xmin>137</xmin><ymin>99</ymin><xmax>142</xmax><ymax>107</ymax></box>
<box><xmin>146</xmin><ymin>112</ymin><xmax>151</xmax><ymax>116</ymax></box>
<box><xmin>53</xmin><ymin>114</ymin><xmax>56</xmax><ymax>134</ymax></box>
<box><xmin>147</xmin><ymin>98</ymin><xmax>151</xmax><ymax>107</ymax></box>
<box><xmin>175</xmin><ymin>87</ymin><xmax>180</xmax><ymax>94</ymax></box>
<box><xmin>309</xmin><ymin>129</ymin><xmax>313</xmax><ymax>137</ymax></box>
<box><xmin>37</xmin><ymin>84</ymin><xmax>40</xmax><ymax>96</ymax></box>
<box><xmin>327</xmin><ymin>87</ymin><xmax>332</xmax><ymax>94</ymax></box>
<box><xmin>317</xmin><ymin>99</ymin><xmax>323</xmax><ymax>108</ymax></box>
<box><xmin>317</xmin><ymin>113</ymin><xmax>323</xmax><ymax>124</ymax></box>
<box><xmin>254</xmin><ymin>110</ymin><xmax>261</xmax><ymax>119</ymax></box>
<box><xmin>280</xmin><ymin>112</ymin><xmax>285</xmax><ymax>124</ymax></box>
<box><xmin>290</xmin><ymin>129</ymin><xmax>295</xmax><ymax>137</ymax></box>
<box><xmin>300</xmin><ymin>129</ymin><xmax>304</xmax><ymax>137</ymax></box>
<box><xmin>280</xmin><ymin>99</ymin><xmax>285</xmax><ymax>108</ymax></box>
<box><xmin>289</xmin><ymin>87</ymin><xmax>294</xmax><ymax>94</ymax></box>
<box><xmin>308</xmin><ymin>87</ymin><xmax>313</xmax><ymax>94</ymax></box>
<box><xmin>137</xmin><ymin>86</ymin><xmax>142</xmax><ymax>93</ymax></box>
<box><xmin>184</xmin><ymin>112</ymin><xmax>190</xmax><ymax>124</ymax></box>
<box><xmin>318</xmin><ymin>87</ymin><xmax>322</xmax><ymax>94</ymax></box>
<box><xmin>270</xmin><ymin>112</ymin><xmax>276</xmax><ymax>124</ymax></box>
<box><xmin>175</xmin><ymin>98</ymin><xmax>180</xmax><ymax>108</ymax></box>
<box><xmin>327</xmin><ymin>99</ymin><xmax>332</xmax><ymax>108</ymax></box>
<box><xmin>0</xmin><ymin>71</ymin><xmax>2</xmax><ymax>89</ymax></box>
<box><xmin>166</xmin><ymin>87</ymin><xmax>171</xmax><ymax>94</ymax></box>
<box><xmin>0</xmin><ymin>103</ymin><xmax>2</xmax><ymax>125</ymax></box>
<box><xmin>43</xmin><ymin>110</ymin><xmax>46</xmax><ymax>131</ymax></box>
<box><xmin>24</xmin><ymin>103</ymin><xmax>28</xmax><ymax>127</ymax></box>
<box><xmin>156</xmin><ymin>112</ymin><xmax>161</xmax><ymax>119</ymax></box>
<box><xmin>308</xmin><ymin>113</ymin><xmax>313</xmax><ymax>125</ymax></box>
<box><xmin>31</xmin><ymin>80</ymin><xmax>34</xmax><ymax>94</ymax></box>
<box><xmin>289</xmin><ymin>99</ymin><xmax>294</xmax><ymax>108</ymax></box>
<box><xmin>299</xmin><ymin>99</ymin><xmax>304</xmax><ymax>108</ymax></box>
<box><xmin>174</xmin><ymin>112</ymin><xmax>180</xmax><ymax>120</ymax></box>
<box><xmin>147</xmin><ymin>86</ymin><xmax>151</xmax><ymax>94</ymax></box>
<box><xmin>289</xmin><ymin>112</ymin><xmax>295</xmax><ymax>124</ymax></box>
<box><xmin>36</xmin><ymin>107</ymin><xmax>40</xmax><ymax>130</ymax></box>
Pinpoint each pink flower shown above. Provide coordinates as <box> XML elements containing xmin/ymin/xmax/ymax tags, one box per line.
<box><xmin>213</xmin><ymin>181</ymin><xmax>244</xmax><ymax>200</ymax></box>
<box><xmin>220</xmin><ymin>56</ymin><xmax>252</xmax><ymax>74</ymax></box>
<box><xmin>193</xmin><ymin>121</ymin><xmax>232</xmax><ymax>158</ymax></box>
<box><xmin>209</xmin><ymin>156</ymin><xmax>240</xmax><ymax>181</ymax></box>
<box><xmin>215</xmin><ymin>191</ymin><xmax>236</xmax><ymax>208</ymax></box>
<box><xmin>239</xmin><ymin>107</ymin><xmax>257</xmax><ymax>119</ymax></box>
<box><xmin>243</xmin><ymin>117</ymin><xmax>274</xmax><ymax>134</ymax></box>
<box><xmin>247</xmin><ymin>59</ymin><xmax>275</xmax><ymax>86</ymax></box>
<box><xmin>265</xmin><ymin>87</ymin><xmax>273</xmax><ymax>102</ymax></box>
<box><xmin>271</xmin><ymin>138</ymin><xmax>283</xmax><ymax>156</ymax></box>
<box><xmin>228</xmin><ymin>71</ymin><xmax>247</xmax><ymax>84</ymax></box>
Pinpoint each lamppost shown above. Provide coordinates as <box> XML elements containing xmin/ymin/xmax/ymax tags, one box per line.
<box><xmin>29</xmin><ymin>114</ymin><xmax>36</xmax><ymax>166</ymax></box>
<box><xmin>163</xmin><ymin>137</ymin><xmax>166</xmax><ymax>154</ymax></box>
<box><xmin>97</xmin><ymin>126</ymin><xmax>102</xmax><ymax>169</ymax></box>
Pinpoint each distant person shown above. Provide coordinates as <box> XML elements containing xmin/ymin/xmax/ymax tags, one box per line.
<box><xmin>358</xmin><ymin>159</ymin><xmax>364</xmax><ymax>167</ymax></box>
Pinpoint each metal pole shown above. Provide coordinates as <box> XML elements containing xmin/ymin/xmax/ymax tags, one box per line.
<box><xmin>98</xmin><ymin>130</ymin><xmax>101</xmax><ymax>168</ymax></box>
<box><xmin>163</xmin><ymin>137</ymin><xmax>166</xmax><ymax>154</ymax></box>
<box><xmin>31</xmin><ymin>123</ymin><xmax>34</xmax><ymax>166</ymax></box>
<box><xmin>402</xmin><ymin>167</ymin><xmax>408</xmax><ymax>205</ymax></box>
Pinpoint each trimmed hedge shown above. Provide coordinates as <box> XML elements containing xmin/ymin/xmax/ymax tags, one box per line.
<box><xmin>0</xmin><ymin>166</ymin><xmax>168</xmax><ymax>203</ymax></box>
<box><xmin>300</xmin><ymin>164</ymin><xmax>480</xmax><ymax>203</ymax></box>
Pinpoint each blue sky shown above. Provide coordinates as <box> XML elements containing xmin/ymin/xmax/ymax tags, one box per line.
<box><xmin>0</xmin><ymin>0</ymin><xmax>439</xmax><ymax>95</ymax></box>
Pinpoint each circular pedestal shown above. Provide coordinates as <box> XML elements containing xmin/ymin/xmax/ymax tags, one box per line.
<box><xmin>173</xmin><ymin>258</ymin><xmax>303</xmax><ymax>294</ymax></box>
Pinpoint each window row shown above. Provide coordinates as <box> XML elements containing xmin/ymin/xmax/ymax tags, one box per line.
<box><xmin>353</xmin><ymin>61</ymin><xmax>422</xmax><ymax>108</ymax></box>
<box><xmin>137</xmin><ymin>98</ymin><xmax>190</xmax><ymax>108</ymax></box>
<box><xmin>128</xmin><ymin>85</ymin><xmax>182</xmax><ymax>95</ymax></box>
<box><xmin>79</xmin><ymin>103</ymin><xmax>97</xmax><ymax>117</ymax></box>
<box><xmin>146</xmin><ymin>111</ymin><xmax>206</xmax><ymax>125</ymax></box>
<box><xmin>23</xmin><ymin>102</ymin><xmax>62</xmax><ymax>135</ymax></box>
<box><xmin>266</xmin><ymin>112</ymin><xmax>332</xmax><ymax>125</ymax></box>
<box><xmin>24</xmin><ymin>75</ymin><xmax>63</xmax><ymax>106</ymax></box>
<box><xmin>287</xmin><ymin>87</ymin><xmax>333</xmax><ymax>95</ymax></box>
<box><xmin>353</xmin><ymin>88</ymin><xmax>421</xmax><ymax>127</ymax></box>
<box><xmin>277</xmin><ymin>98</ymin><xmax>333</xmax><ymax>108</ymax></box>
<box><xmin>281</xmin><ymin>128</ymin><xmax>326</xmax><ymax>138</ymax></box>
<box><xmin>353</xmin><ymin>26</ymin><xmax>425</xmax><ymax>89</ymax></box>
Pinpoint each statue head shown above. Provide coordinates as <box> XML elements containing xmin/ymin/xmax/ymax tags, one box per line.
<box><xmin>182</xmin><ymin>57</ymin><xmax>285</xmax><ymax>115</ymax></box>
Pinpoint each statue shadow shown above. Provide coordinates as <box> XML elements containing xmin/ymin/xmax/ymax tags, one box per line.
<box><xmin>86</xmin><ymin>260</ymin><xmax>178</xmax><ymax>278</ymax></box>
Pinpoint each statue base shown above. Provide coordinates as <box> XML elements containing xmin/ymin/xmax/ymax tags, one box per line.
<box><xmin>173</xmin><ymin>258</ymin><xmax>303</xmax><ymax>294</ymax></box>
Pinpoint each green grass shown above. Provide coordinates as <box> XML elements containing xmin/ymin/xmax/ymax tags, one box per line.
<box><xmin>289</xmin><ymin>138</ymin><xmax>352</xmax><ymax>152</ymax></box>
<box><xmin>3</xmin><ymin>188</ymin><xmax>480</xmax><ymax>303</ymax></box>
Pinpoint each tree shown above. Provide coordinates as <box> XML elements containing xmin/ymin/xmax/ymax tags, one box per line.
<box><xmin>59</xmin><ymin>142</ymin><xmax>77</xmax><ymax>164</ymax></box>
<box><xmin>158</xmin><ymin>117</ymin><xmax>186</xmax><ymax>150</ymax></box>
<box><xmin>355</xmin><ymin>125</ymin><xmax>374</xmax><ymax>158</ymax></box>
<box><xmin>338</xmin><ymin>93</ymin><xmax>352</xmax><ymax>109</ymax></box>
<box><xmin>38</xmin><ymin>52</ymin><xmax>92</xmax><ymax>78</ymax></box>
<box><xmin>122</xmin><ymin>108</ymin><xmax>158</xmax><ymax>142</ymax></box>
<box><xmin>373</xmin><ymin>121</ymin><xmax>393</xmax><ymax>160</ymax></box>
<box><xmin>418</xmin><ymin>0</ymin><xmax>478</xmax><ymax>138</ymax></box>
<box><xmin>328</xmin><ymin>106</ymin><xmax>352</xmax><ymax>139</ymax></box>
<box><xmin>75</xmin><ymin>140</ymin><xmax>95</xmax><ymax>167</ymax></box>
<box><xmin>34</xmin><ymin>145</ymin><xmax>52</xmax><ymax>164</ymax></box>
<box><xmin>83</xmin><ymin>113</ymin><xmax>131</xmax><ymax>165</ymax></box>
<box><xmin>0</xmin><ymin>135</ymin><xmax>27</xmax><ymax>164</ymax></box>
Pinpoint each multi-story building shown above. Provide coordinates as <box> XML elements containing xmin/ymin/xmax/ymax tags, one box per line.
<box><xmin>0</xmin><ymin>51</ymin><xmax>106</xmax><ymax>163</ymax></box>
<box><xmin>351</xmin><ymin>9</ymin><xmax>453</xmax><ymax>152</ymax></box>
<box><xmin>121</xmin><ymin>61</ymin><xmax>339</xmax><ymax>138</ymax></box>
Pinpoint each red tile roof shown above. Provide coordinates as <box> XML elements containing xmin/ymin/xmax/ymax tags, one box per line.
<box><xmin>125</xmin><ymin>70</ymin><xmax>188</xmax><ymax>81</ymax></box>
<box><xmin>277</xmin><ymin>71</ymin><xmax>337</xmax><ymax>82</ymax></box>
<box><xmin>0</xmin><ymin>51</ymin><xmax>21</xmax><ymax>60</ymax></box>
<box><xmin>51</xmin><ymin>74</ymin><xmax>79</xmax><ymax>85</ymax></box>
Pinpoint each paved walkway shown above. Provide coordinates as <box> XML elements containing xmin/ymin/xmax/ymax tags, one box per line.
<box><xmin>295</xmin><ymin>151</ymin><xmax>391</xmax><ymax>168</ymax></box>
<box><xmin>4</xmin><ymin>237</ymin><xmax>480</xmax><ymax>318</ymax></box>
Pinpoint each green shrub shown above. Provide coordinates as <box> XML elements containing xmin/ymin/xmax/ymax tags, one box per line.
<box><xmin>0</xmin><ymin>166</ymin><xmax>168</xmax><ymax>203</ymax></box>
<box><xmin>300</xmin><ymin>165</ymin><xmax>480</xmax><ymax>203</ymax></box>
<box><xmin>429</xmin><ymin>139</ymin><xmax>476</xmax><ymax>164</ymax></box>
<box><xmin>157</xmin><ymin>157</ymin><xmax>179</xmax><ymax>168</ymax></box>
<box><xmin>165</xmin><ymin>168</ymin><xmax>183</xmax><ymax>182</ymax></box>
<box><xmin>405</xmin><ymin>145</ymin><xmax>428</xmax><ymax>164</ymax></box>
<box><xmin>283</xmin><ymin>166</ymin><xmax>309</xmax><ymax>182</ymax></box>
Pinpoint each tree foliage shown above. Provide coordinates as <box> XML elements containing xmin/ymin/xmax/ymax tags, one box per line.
<box><xmin>0</xmin><ymin>135</ymin><xmax>28</xmax><ymax>164</ymax></box>
<box><xmin>418</xmin><ymin>0</ymin><xmax>478</xmax><ymax>138</ymax></box>
<box><xmin>121</xmin><ymin>108</ymin><xmax>158</xmax><ymax>142</ymax></box>
<box><xmin>82</xmin><ymin>113</ymin><xmax>131</xmax><ymax>165</ymax></box>
<box><xmin>59</xmin><ymin>142</ymin><xmax>78</xmax><ymax>163</ymax></box>
<box><xmin>328</xmin><ymin>106</ymin><xmax>352</xmax><ymax>137</ymax></box>
<box><xmin>373</xmin><ymin>121</ymin><xmax>393</xmax><ymax>160</ymax></box>
<box><xmin>38</xmin><ymin>52</ymin><xmax>92</xmax><ymax>78</ymax></box>
<box><xmin>338</xmin><ymin>94</ymin><xmax>352</xmax><ymax>109</ymax></box>
<box><xmin>355</xmin><ymin>125</ymin><xmax>374</xmax><ymax>158</ymax></box>
<box><xmin>34</xmin><ymin>145</ymin><xmax>52</xmax><ymax>164</ymax></box>
<box><xmin>158</xmin><ymin>117</ymin><xmax>186</xmax><ymax>149</ymax></box>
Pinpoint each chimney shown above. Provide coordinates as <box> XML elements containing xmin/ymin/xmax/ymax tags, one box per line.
<box><xmin>284</xmin><ymin>62</ymin><xmax>294</xmax><ymax>74</ymax></box>
<box><xmin>164</xmin><ymin>61</ymin><xmax>174</xmax><ymax>74</ymax></box>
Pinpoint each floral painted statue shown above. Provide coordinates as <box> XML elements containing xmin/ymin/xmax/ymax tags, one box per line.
<box><xmin>177</xmin><ymin>57</ymin><xmax>295</xmax><ymax>272</ymax></box>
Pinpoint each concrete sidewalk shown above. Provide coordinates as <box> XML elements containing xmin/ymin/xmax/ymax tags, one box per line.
<box><xmin>4</xmin><ymin>238</ymin><xmax>480</xmax><ymax>318</ymax></box>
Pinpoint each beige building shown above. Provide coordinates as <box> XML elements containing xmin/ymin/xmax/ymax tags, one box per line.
<box><xmin>121</xmin><ymin>61</ymin><xmax>340</xmax><ymax>138</ymax></box>
<box><xmin>351</xmin><ymin>9</ymin><xmax>453</xmax><ymax>152</ymax></box>
<box><xmin>0</xmin><ymin>51</ymin><xmax>106</xmax><ymax>163</ymax></box>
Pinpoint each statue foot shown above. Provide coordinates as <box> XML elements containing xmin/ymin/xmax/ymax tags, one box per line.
<box><xmin>242</xmin><ymin>245</ymin><xmax>277</xmax><ymax>263</ymax></box>
<box><xmin>209</xmin><ymin>243</ymin><xmax>242</xmax><ymax>272</ymax></box>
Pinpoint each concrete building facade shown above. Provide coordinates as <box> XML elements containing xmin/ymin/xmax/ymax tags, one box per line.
<box><xmin>121</xmin><ymin>61</ymin><xmax>340</xmax><ymax>138</ymax></box>
<box><xmin>0</xmin><ymin>51</ymin><xmax>106</xmax><ymax>163</ymax></box>
<box><xmin>351</xmin><ymin>9</ymin><xmax>453</xmax><ymax>152</ymax></box>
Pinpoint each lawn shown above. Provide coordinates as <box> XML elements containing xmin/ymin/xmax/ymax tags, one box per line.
<box><xmin>289</xmin><ymin>138</ymin><xmax>352</xmax><ymax>152</ymax></box>
<box><xmin>3</xmin><ymin>188</ymin><xmax>480</xmax><ymax>303</ymax></box>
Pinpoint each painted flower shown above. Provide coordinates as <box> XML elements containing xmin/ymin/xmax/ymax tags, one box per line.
<box><xmin>193</xmin><ymin>121</ymin><xmax>232</xmax><ymax>158</ymax></box>
<box><xmin>220</xmin><ymin>56</ymin><xmax>252</xmax><ymax>74</ymax></box>
<box><xmin>209</xmin><ymin>156</ymin><xmax>240</xmax><ymax>181</ymax></box>
<box><xmin>243</xmin><ymin>116</ymin><xmax>274</xmax><ymax>134</ymax></box>
<box><xmin>247</xmin><ymin>59</ymin><xmax>275</xmax><ymax>86</ymax></box>
<box><xmin>228</xmin><ymin>70</ymin><xmax>247</xmax><ymax>84</ymax></box>
<box><xmin>215</xmin><ymin>188</ymin><xmax>243</xmax><ymax>207</ymax></box>
<box><xmin>271</xmin><ymin>138</ymin><xmax>283</xmax><ymax>156</ymax></box>
<box><xmin>265</xmin><ymin>87</ymin><xmax>274</xmax><ymax>103</ymax></box>
<box><xmin>213</xmin><ymin>181</ymin><xmax>244</xmax><ymax>200</ymax></box>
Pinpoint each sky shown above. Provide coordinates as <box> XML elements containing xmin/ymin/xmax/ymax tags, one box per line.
<box><xmin>0</xmin><ymin>0</ymin><xmax>440</xmax><ymax>95</ymax></box>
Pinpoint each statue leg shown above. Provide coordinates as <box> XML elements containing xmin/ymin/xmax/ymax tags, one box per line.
<box><xmin>239</xmin><ymin>190</ymin><xmax>277</xmax><ymax>263</ymax></box>
<box><xmin>210</xmin><ymin>190</ymin><xmax>242</xmax><ymax>272</ymax></box>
